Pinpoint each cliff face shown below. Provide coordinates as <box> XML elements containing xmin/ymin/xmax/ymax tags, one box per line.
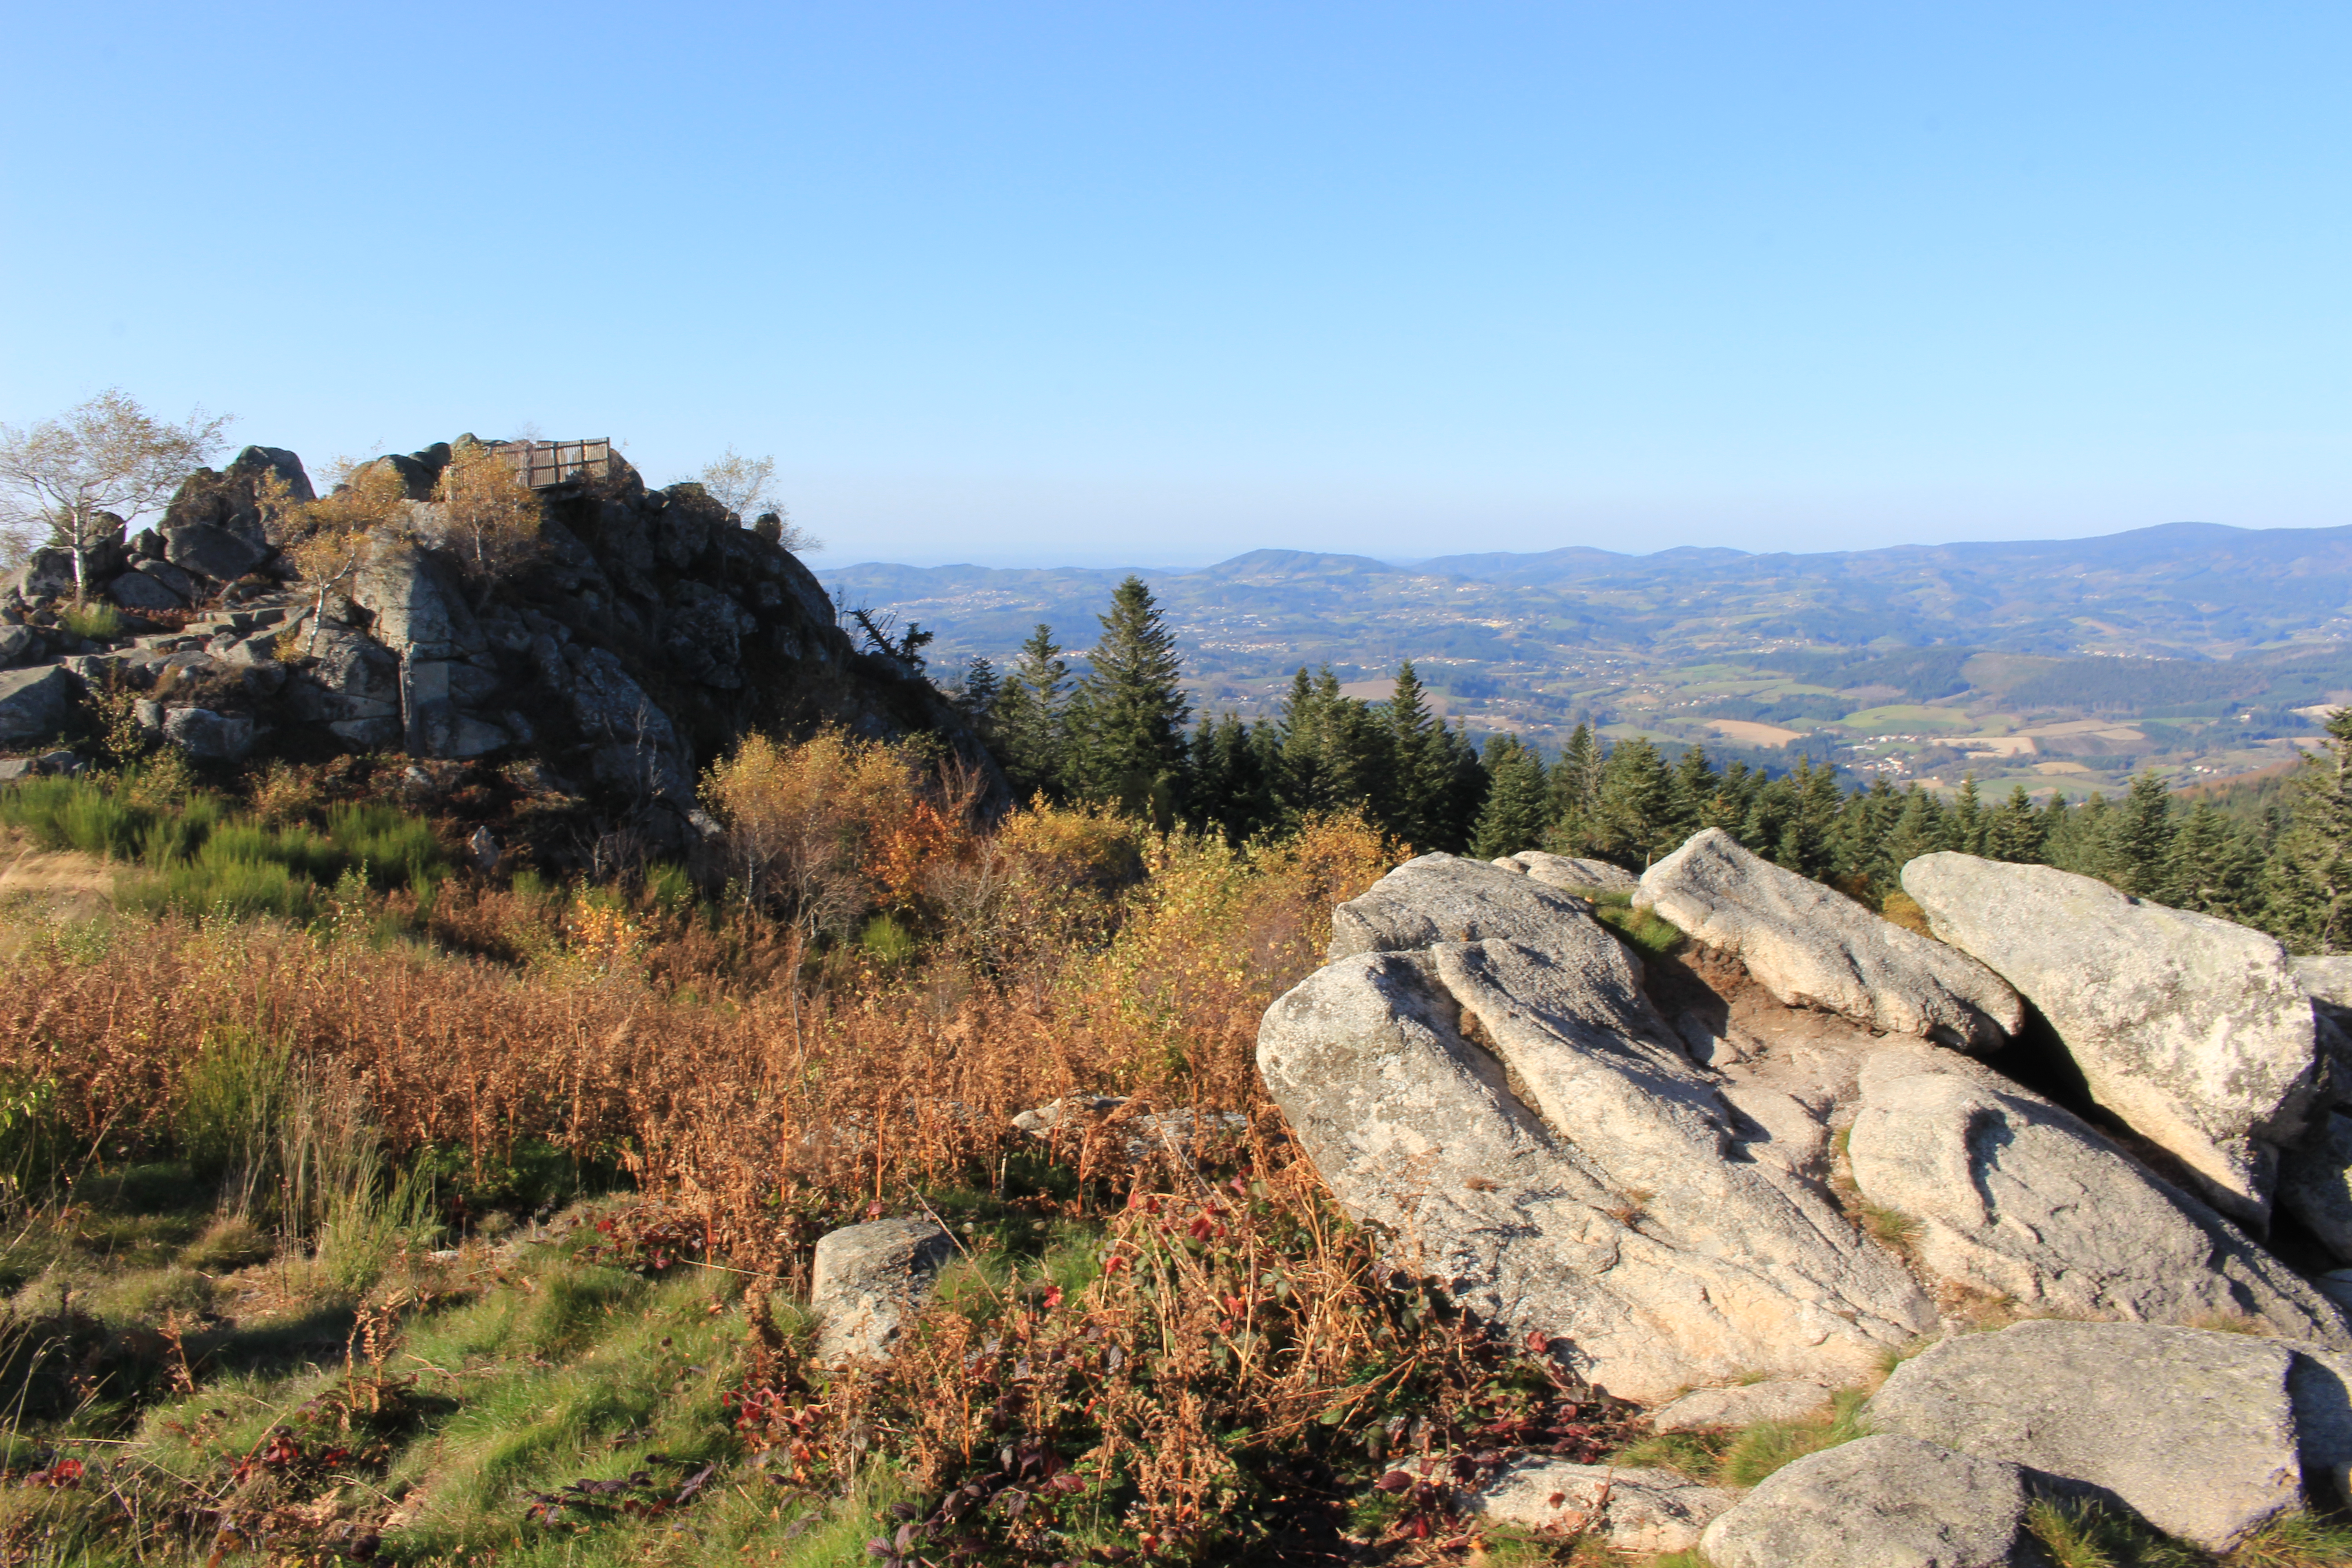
<box><xmin>0</xmin><ymin>441</ymin><xmax>1000</xmax><ymax>852</ymax></box>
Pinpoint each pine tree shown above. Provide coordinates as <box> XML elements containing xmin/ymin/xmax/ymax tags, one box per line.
<box><xmin>1544</xmin><ymin>724</ymin><xmax>1604</xmax><ymax>855</ymax></box>
<box><xmin>1190</xmin><ymin>712</ymin><xmax>1274</xmax><ymax>844</ymax></box>
<box><xmin>1070</xmin><ymin>577</ymin><xmax>1191</xmax><ymax>823</ymax></box>
<box><xmin>1668</xmin><ymin>745</ymin><xmax>1720</xmax><ymax>846</ymax></box>
<box><xmin>1948</xmin><ymin>774</ymin><xmax>1988</xmax><ymax>856</ymax></box>
<box><xmin>1880</xmin><ymin>784</ymin><xmax>1947</xmax><ymax>877</ymax></box>
<box><xmin>1596</xmin><ymin>736</ymin><xmax>1676</xmax><ymax>868</ymax></box>
<box><xmin>2265</xmin><ymin>707</ymin><xmax>2352</xmax><ymax>952</ymax></box>
<box><xmin>1386</xmin><ymin>662</ymin><xmax>1449</xmax><ymax>848</ymax></box>
<box><xmin>1471</xmin><ymin>736</ymin><xmax>1549</xmax><ymax>858</ymax></box>
<box><xmin>1985</xmin><ymin>784</ymin><xmax>2046</xmax><ymax>864</ymax></box>
<box><xmin>1777</xmin><ymin>757</ymin><xmax>1845</xmax><ymax>882</ymax></box>
<box><xmin>993</xmin><ymin>624</ymin><xmax>1072</xmax><ymax>800</ymax></box>
<box><xmin>2163</xmin><ymin>801</ymin><xmax>2263</xmax><ymax>921</ymax></box>
<box><xmin>954</xmin><ymin>655</ymin><xmax>1000</xmax><ymax>730</ymax></box>
<box><xmin>1429</xmin><ymin>721</ymin><xmax>1490</xmax><ymax>854</ymax></box>
<box><xmin>2114</xmin><ymin>771</ymin><xmax>2176</xmax><ymax>898</ymax></box>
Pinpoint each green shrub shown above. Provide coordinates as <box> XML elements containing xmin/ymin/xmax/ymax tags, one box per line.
<box><xmin>56</xmin><ymin>603</ymin><xmax>123</xmax><ymax>641</ymax></box>
<box><xmin>328</xmin><ymin>804</ymin><xmax>445</xmax><ymax>890</ymax></box>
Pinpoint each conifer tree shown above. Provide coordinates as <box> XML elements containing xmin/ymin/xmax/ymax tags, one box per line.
<box><xmin>1386</xmin><ymin>662</ymin><xmax>1449</xmax><ymax>847</ymax></box>
<box><xmin>1190</xmin><ymin>712</ymin><xmax>1275</xmax><ymax>844</ymax></box>
<box><xmin>1669</xmin><ymin>745</ymin><xmax>1721</xmax><ymax>843</ymax></box>
<box><xmin>1471</xmin><ymin>736</ymin><xmax>1549</xmax><ymax>858</ymax></box>
<box><xmin>1070</xmin><ymin>577</ymin><xmax>1191</xmax><ymax>823</ymax></box>
<box><xmin>1948</xmin><ymin>774</ymin><xmax>1988</xmax><ymax>856</ymax></box>
<box><xmin>1429</xmin><ymin>720</ymin><xmax>1490</xmax><ymax>854</ymax></box>
<box><xmin>1985</xmin><ymin>784</ymin><xmax>2046</xmax><ymax>864</ymax></box>
<box><xmin>1597</xmin><ymin>736</ymin><xmax>1676</xmax><ymax>868</ymax></box>
<box><xmin>2265</xmin><ymin>707</ymin><xmax>2352</xmax><ymax>952</ymax></box>
<box><xmin>2164</xmin><ymin>801</ymin><xmax>2263</xmax><ymax>921</ymax></box>
<box><xmin>1880</xmin><ymin>784</ymin><xmax>1947</xmax><ymax>876</ymax></box>
<box><xmin>993</xmin><ymin>624</ymin><xmax>1072</xmax><ymax>800</ymax></box>
<box><xmin>2114</xmin><ymin>771</ymin><xmax>2176</xmax><ymax>897</ymax></box>
<box><xmin>1544</xmin><ymin>723</ymin><xmax>1605</xmax><ymax>856</ymax></box>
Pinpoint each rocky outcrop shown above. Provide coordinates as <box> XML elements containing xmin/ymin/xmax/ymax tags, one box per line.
<box><xmin>1699</xmin><ymin>1435</ymin><xmax>2040</xmax><ymax>1568</ymax></box>
<box><xmin>1464</xmin><ymin>1460</ymin><xmax>1733</xmax><ymax>1553</ymax></box>
<box><xmin>161</xmin><ymin>445</ymin><xmax>315</xmax><ymax>539</ymax></box>
<box><xmin>0</xmin><ymin>667</ymin><xmax>82</xmax><ymax>746</ymax></box>
<box><xmin>1325</xmin><ymin>853</ymin><xmax>1594</xmax><ymax>962</ymax></box>
<box><xmin>1867</xmin><ymin>1319</ymin><xmax>2347</xmax><ymax>1548</ymax></box>
<box><xmin>1902</xmin><ymin>853</ymin><xmax>2323</xmax><ymax>1227</ymax></box>
<box><xmin>808</xmin><ymin>1218</ymin><xmax>956</xmax><ymax>1365</ymax></box>
<box><xmin>1638</xmin><ymin>829</ymin><xmax>2023</xmax><ymax>1050</ymax></box>
<box><xmin>1259</xmin><ymin>898</ymin><xmax>1938</xmax><ymax>1402</ymax></box>
<box><xmin>0</xmin><ymin>438</ymin><xmax>1001</xmax><ymax>856</ymax></box>
<box><xmin>1847</xmin><ymin>1044</ymin><xmax>2343</xmax><ymax>1335</ymax></box>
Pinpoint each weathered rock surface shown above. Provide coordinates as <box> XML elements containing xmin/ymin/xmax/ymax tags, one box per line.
<box><xmin>2296</xmin><ymin>956</ymin><xmax>2352</xmax><ymax>1017</ymax></box>
<box><xmin>107</xmin><ymin>570</ymin><xmax>183</xmax><ymax>612</ymax></box>
<box><xmin>2283</xmin><ymin>1112</ymin><xmax>2352</xmax><ymax>1265</ymax></box>
<box><xmin>0</xmin><ymin>666</ymin><xmax>81</xmax><ymax>745</ymax></box>
<box><xmin>1649</xmin><ymin>1377</ymin><xmax>1834</xmax><ymax>1433</ymax></box>
<box><xmin>1867</xmin><ymin>1320</ymin><xmax>2306</xmax><ymax>1548</ymax></box>
<box><xmin>161</xmin><ymin>707</ymin><xmax>253</xmax><ymax>763</ymax></box>
<box><xmin>1699</xmin><ymin>1434</ymin><xmax>2038</xmax><ymax>1568</ymax></box>
<box><xmin>1491</xmin><ymin>850</ymin><xmax>1639</xmax><ymax>894</ymax></box>
<box><xmin>1258</xmin><ymin>921</ymin><xmax>1936</xmax><ymax>1403</ymax></box>
<box><xmin>1902</xmin><ymin>853</ymin><xmax>2322</xmax><ymax>1226</ymax></box>
<box><xmin>1847</xmin><ymin>1044</ymin><xmax>2346</xmax><ymax>1336</ymax></box>
<box><xmin>1465</xmin><ymin>1460</ymin><xmax>1734</xmax><ymax>1553</ymax></box>
<box><xmin>1326</xmin><ymin>853</ymin><xmax>1593</xmax><ymax>962</ymax></box>
<box><xmin>162</xmin><ymin>523</ymin><xmax>270</xmax><ymax>584</ymax></box>
<box><xmin>1638</xmin><ymin>829</ymin><xmax>2022</xmax><ymax>1050</ymax></box>
<box><xmin>808</xmin><ymin>1218</ymin><xmax>956</xmax><ymax>1365</ymax></box>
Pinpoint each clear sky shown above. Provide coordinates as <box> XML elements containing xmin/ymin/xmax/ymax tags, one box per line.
<box><xmin>4</xmin><ymin>3</ymin><xmax>2347</xmax><ymax>567</ymax></box>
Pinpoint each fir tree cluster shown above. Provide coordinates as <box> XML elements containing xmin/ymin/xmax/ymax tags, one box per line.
<box><xmin>944</xmin><ymin>577</ymin><xmax>2352</xmax><ymax>954</ymax></box>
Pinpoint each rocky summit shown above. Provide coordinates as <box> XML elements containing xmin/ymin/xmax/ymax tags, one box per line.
<box><xmin>0</xmin><ymin>441</ymin><xmax>992</xmax><ymax>855</ymax></box>
<box><xmin>1258</xmin><ymin>830</ymin><xmax>2352</xmax><ymax>1553</ymax></box>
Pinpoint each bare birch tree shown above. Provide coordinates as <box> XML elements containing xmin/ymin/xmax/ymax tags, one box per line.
<box><xmin>0</xmin><ymin>389</ymin><xmax>229</xmax><ymax>600</ymax></box>
<box><xmin>696</xmin><ymin>448</ymin><xmax>822</xmax><ymax>553</ymax></box>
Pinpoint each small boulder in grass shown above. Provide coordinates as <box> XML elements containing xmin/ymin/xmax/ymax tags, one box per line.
<box><xmin>1699</xmin><ymin>1434</ymin><xmax>2039</xmax><ymax>1568</ymax></box>
<box><xmin>1465</xmin><ymin>1459</ymin><xmax>1734</xmax><ymax>1554</ymax></box>
<box><xmin>809</xmin><ymin>1217</ymin><xmax>956</xmax><ymax>1366</ymax></box>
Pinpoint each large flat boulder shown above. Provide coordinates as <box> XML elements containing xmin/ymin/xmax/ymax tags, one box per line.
<box><xmin>1638</xmin><ymin>829</ymin><xmax>2022</xmax><ymax>1051</ymax></box>
<box><xmin>1699</xmin><ymin>1434</ymin><xmax>2038</xmax><ymax>1568</ymax></box>
<box><xmin>1325</xmin><ymin>853</ymin><xmax>1594</xmax><ymax>962</ymax></box>
<box><xmin>0</xmin><ymin>665</ymin><xmax>81</xmax><ymax>746</ymax></box>
<box><xmin>1257</xmin><ymin>927</ymin><xmax>1935</xmax><ymax>1403</ymax></box>
<box><xmin>353</xmin><ymin>535</ymin><xmax>486</xmax><ymax>661</ymax></box>
<box><xmin>1847</xmin><ymin>1044</ymin><xmax>2345</xmax><ymax>1337</ymax></box>
<box><xmin>1867</xmin><ymin>1320</ymin><xmax>2306</xmax><ymax>1548</ymax></box>
<box><xmin>1902</xmin><ymin>853</ymin><xmax>2322</xmax><ymax>1226</ymax></box>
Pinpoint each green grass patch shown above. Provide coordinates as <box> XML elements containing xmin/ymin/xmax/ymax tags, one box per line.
<box><xmin>0</xmin><ymin>774</ymin><xmax>446</xmax><ymax>922</ymax></box>
<box><xmin>1587</xmin><ymin>889</ymin><xmax>1685</xmax><ymax>959</ymax></box>
<box><xmin>56</xmin><ymin>603</ymin><xmax>124</xmax><ymax>641</ymax></box>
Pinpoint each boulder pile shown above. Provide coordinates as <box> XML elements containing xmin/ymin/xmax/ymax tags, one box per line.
<box><xmin>1257</xmin><ymin>832</ymin><xmax>2352</xmax><ymax>1555</ymax></box>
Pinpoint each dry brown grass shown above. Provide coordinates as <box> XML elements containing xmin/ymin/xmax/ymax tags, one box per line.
<box><xmin>0</xmin><ymin>778</ymin><xmax>1393</xmax><ymax>1275</ymax></box>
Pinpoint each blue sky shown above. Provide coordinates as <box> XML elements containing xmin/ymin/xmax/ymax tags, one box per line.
<box><xmin>3</xmin><ymin>3</ymin><xmax>2347</xmax><ymax>567</ymax></box>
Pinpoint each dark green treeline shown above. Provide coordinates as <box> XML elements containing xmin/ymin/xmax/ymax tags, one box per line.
<box><xmin>944</xmin><ymin>577</ymin><xmax>2352</xmax><ymax>955</ymax></box>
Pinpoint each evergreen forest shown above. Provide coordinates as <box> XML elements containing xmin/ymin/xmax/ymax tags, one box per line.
<box><xmin>943</xmin><ymin>575</ymin><xmax>2352</xmax><ymax>956</ymax></box>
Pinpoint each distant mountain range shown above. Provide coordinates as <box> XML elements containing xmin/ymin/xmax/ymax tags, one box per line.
<box><xmin>825</xmin><ymin>521</ymin><xmax>2352</xmax><ymax>794</ymax></box>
